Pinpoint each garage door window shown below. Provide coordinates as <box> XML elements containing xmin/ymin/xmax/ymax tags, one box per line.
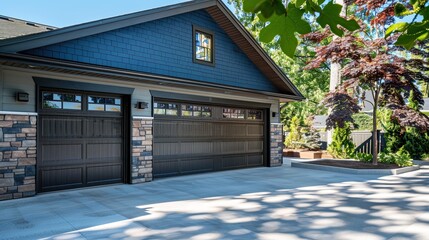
<box><xmin>223</xmin><ymin>108</ymin><xmax>245</xmax><ymax>119</ymax></box>
<box><xmin>182</xmin><ymin>105</ymin><xmax>212</xmax><ymax>117</ymax></box>
<box><xmin>154</xmin><ymin>103</ymin><xmax>178</xmax><ymax>116</ymax></box>
<box><xmin>248</xmin><ymin>110</ymin><xmax>262</xmax><ymax>120</ymax></box>
<box><xmin>88</xmin><ymin>96</ymin><xmax>121</xmax><ymax>112</ymax></box>
<box><xmin>43</xmin><ymin>92</ymin><xmax>82</xmax><ymax>110</ymax></box>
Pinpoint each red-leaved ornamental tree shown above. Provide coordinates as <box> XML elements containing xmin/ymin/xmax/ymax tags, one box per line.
<box><xmin>306</xmin><ymin>30</ymin><xmax>429</xmax><ymax>164</ymax></box>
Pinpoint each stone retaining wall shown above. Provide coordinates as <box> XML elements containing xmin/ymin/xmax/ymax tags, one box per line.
<box><xmin>131</xmin><ymin>117</ymin><xmax>153</xmax><ymax>183</ymax></box>
<box><xmin>0</xmin><ymin>114</ymin><xmax>37</xmax><ymax>201</ymax></box>
<box><xmin>270</xmin><ymin>123</ymin><xmax>283</xmax><ymax>167</ymax></box>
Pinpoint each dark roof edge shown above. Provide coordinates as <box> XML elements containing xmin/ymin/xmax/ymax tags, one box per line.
<box><xmin>0</xmin><ymin>53</ymin><xmax>303</xmax><ymax>101</ymax></box>
<box><xmin>0</xmin><ymin>15</ymin><xmax>58</xmax><ymax>29</ymax></box>
<box><xmin>0</xmin><ymin>0</ymin><xmax>304</xmax><ymax>100</ymax></box>
<box><xmin>0</xmin><ymin>0</ymin><xmax>216</xmax><ymax>52</ymax></box>
<box><xmin>215</xmin><ymin>1</ymin><xmax>304</xmax><ymax>99</ymax></box>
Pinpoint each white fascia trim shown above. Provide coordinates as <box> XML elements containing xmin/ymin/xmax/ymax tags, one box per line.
<box><xmin>133</xmin><ymin>116</ymin><xmax>154</xmax><ymax>120</ymax></box>
<box><xmin>0</xmin><ymin>111</ymin><xmax>38</xmax><ymax>116</ymax></box>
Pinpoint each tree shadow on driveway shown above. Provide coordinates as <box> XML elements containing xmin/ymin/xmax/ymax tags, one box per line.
<box><xmin>1</xmin><ymin>166</ymin><xmax>428</xmax><ymax>240</ymax></box>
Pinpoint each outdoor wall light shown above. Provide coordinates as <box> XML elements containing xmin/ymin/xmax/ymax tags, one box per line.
<box><xmin>16</xmin><ymin>92</ymin><xmax>29</xmax><ymax>102</ymax></box>
<box><xmin>272</xmin><ymin>112</ymin><xmax>278</xmax><ymax>118</ymax></box>
<box><xmin>136</xmin><ymin>101</ymin><xmax>148</xmax><ymax>109</ymax></box>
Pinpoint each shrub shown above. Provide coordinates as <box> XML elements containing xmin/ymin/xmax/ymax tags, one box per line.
<box><xmin>403</xmin><ymin>127</ymin><xmax>429</xmax><ymax>160</ymax></box>
<box><xmin>395</xmin><ymin>147</ymin><xmax>413</xmax><ymax>167</ymax></box>
<box><xmin>379</xmin><ymin>109</ymin><xmax>404</xmax><ymax>153</ymax></box>
<box><xmin>356</xmin><ymin>152</ymin><xmax>372</xmax><ymax>162</ymax></box>
<box><xmin>378</xmin><ymin>148</ymin><xmax>413</xmax><ymax>167</ymax></box>
<box><xmin>378</xmin><ymin>152</ymin><xmax>396</xmax><ymax>164</ymax></box>
<box><xmin>285</xmin><ymin>116</ymin><xmax>302</xmax><ymax>149</ymax></box>
<box><xmin>328</xmin><ymin>125</ymin><xmax>356</xmax><ymax>159</ymax></box>
<box><xmin>300</xmin><ymin>129</ymin><xmax>322</xmax><ymax>150</ymax></box>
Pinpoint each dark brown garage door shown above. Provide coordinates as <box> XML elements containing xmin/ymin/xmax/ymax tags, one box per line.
<box><xmin>38</xmin><ymin>89</ymin><xmax>127</xmax><ymax>192</ymax></box>
<box><xmin>153</xmin><ymin>101</ymin><xmax>266</xmax><ymax>177</ymax></box>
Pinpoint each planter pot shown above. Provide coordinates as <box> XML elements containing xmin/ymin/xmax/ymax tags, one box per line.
<box><xmin>283</xmin><ymin>150</ymin><xmax>296</xmax><ymax>157</ymax></box>
<box><xmin>299</xmin><ymin>151</ymin><xmax>323</xmax><ymax>159</ymax></box>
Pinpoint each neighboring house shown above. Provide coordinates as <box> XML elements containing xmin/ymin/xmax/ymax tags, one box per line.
<box><xmin>0</xmin><ymin>0</ymin><xmax>303</xmax><ymax>200</ymax></box>
<box><xmin>312</xmin><ymin>115</ymin><xmax>328</xmax><ymax>130</ymax></box>
<box><xmin>0</xmin><ymin>15</ymin><xmax>56</xmax><ymax>40</ymax></box>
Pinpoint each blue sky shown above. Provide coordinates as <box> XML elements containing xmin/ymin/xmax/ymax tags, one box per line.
<box><xmin>0</xmin><ymin>0</ymin><xmax>207</xmax><ymax>27</ymax></box>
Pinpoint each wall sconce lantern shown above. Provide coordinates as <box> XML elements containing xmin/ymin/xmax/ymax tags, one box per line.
<box><xmin>272</xmin><ymin>112</ymin><xmax>278</xmax><ymax>118</ymax></box>
<box><xmin>136</xmin><ymin>101</ymin><xmax>148</xmax><ymax>109</ymax></box>
<box><xmin>16</xmin><ymin>92</ymin><xmax>29</xmax><ymax>102</ymax></box>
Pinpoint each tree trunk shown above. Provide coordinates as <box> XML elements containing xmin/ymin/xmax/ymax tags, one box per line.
<box><xmin>372</xmin><ymin>90</ymin><xmax>379</xmax><ymax>165</ymax></box>
<box><xmin>327</xmin><ymin>0</ymin><xmax>347</xmax><ymax>145</ymax></box>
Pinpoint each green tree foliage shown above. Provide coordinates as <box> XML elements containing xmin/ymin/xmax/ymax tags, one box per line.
<box><xmin>406</xmin><ymin>40</ymin><xmax>429</xmax><ymax>97</ymax></box>
<box><xmin>306</xmin><ymin>22</ymin><xmax>429</xmax><ymax>164</ymax></box>
<box><xmin>379</xmin><ymin>93</ymin><xmax>429</xmax><ymax>160</ymax></box>
<box><xmin>285</xmin><ymin>116</ymin><xmax>302</xmax><ymax>149</ymax></box>
<box><xmin>241</xmin><ymin>0</ymin><xmax>360</xmax><ymax>57</ymax></box>
<box><xmin>402</xmin><ymin>91</ymin><xmax>429</xmax><ymax>159</ymax></box>
<box><xmin>328</xmin><ymin>125</ymin><xmax>356</xmax><ymax>159</ymax></box>
<box><xmin>352</xmin><ymin>113</ymin><xmax>372</xmax><ymax>130</ymax></box>
<box><xmin>403</xmin><ymin>127</ymin><xmax>428</xmax><ymax>159</ymax></box>
<box><xmin>239</xmin><ymin>0</ymin><xmax>428</xmax><ymax>56</ymax></box>
<box><xmin>375</xmin><ymin>0</ymin><xmax>429</xmax><ymax>49</ymax></box>
<box><xmin>378</xmin><ymin>108</ymin><xmax>404</xmax><ymax>154</ymax></box>
<box><xmin>228</xmin><ymin>0</ymin><xmax>330</xmax><ymax>128</ymax></box>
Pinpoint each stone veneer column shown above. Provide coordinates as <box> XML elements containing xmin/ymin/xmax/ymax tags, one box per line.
<box><xmin>131</xmin><ymin>117</ymin><xmax>153</xmax><ymax>183</ymax></box>
<box><xmin>0</xmin><ymin>113</ymin><xmax>37</xmax><ymax>201</ymax></box>
<box><xmin>270</xmin><ymin>123</ymin><xmax>283</xmax><ymax>167</ymax></box>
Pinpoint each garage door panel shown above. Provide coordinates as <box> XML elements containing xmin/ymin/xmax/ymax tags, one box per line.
<box><xmin>247</xmin><ymin>125</ymin><xmax>264</xmax><ymax>136</ymax></box>
<box><xmin>222</xmin><ymin>124</ymin><xmax>247</xmax><ymax>137</ymax></box>
<box><xmin>180</xmin><ymin>158</ymin><xmax>214</xmax><ymax>174</ymax></box>
<box><xmin>41</xmin><ymin>144</ymin><xmax>83</xmax><ymax>164</ymax></box>
<box><xmin>41</xmin><ymin>117</ymin><xmax>84</xmax><ymax>138</ymax></box>
<box><xmin>87</xmin><ymin>164</ymin><xmax>122</xmax><ymax>184</ymax></box>
<box><xmin>222</xmin><ymin>155</ymin><xmax>247</xmax><ymax>169</ymax></box>
<box><xmin>38</xmin><ymin>90</ymin><xmax>126</xmax><ymax>192</ymax></box>
<box><xmin>86</xmin><ymin>118</ymin><xmax>122</xmax><ymax>138</ymax></box>
<box><xmin>154</xmin><ymin>122</ymin><xmax>178</xmax><ymax>137</ymax></box>
<box><xmin>221</xmin><ymin>141</ymin><xmax>247</xmax><ymax>154</ymax></box>
<box><xmin>153</xmin><ymin>101</ymin><xmax>265</xmax><ymax>178</ymax></box>
<box><xmin>86</xmin><ymin>143</ymin><xmax>122</xmax><ymax>160</ymax></box>
<box><xmin>177</xmin><ymin>122</ymin><xmax>213</xmax><ymax>137</ymax></box>
<box><xmin>153</xmin><ymin>142</ymin><xmax>180</xmax><ymax>156</ymax></box>
<box><xmin>40</xmin><ymin>167</ymin><xmax>84</xmax><ymax>190</ymax></box>
<box><xmin>180</xmin><ymin>142</ymin><xmax>213</xmax><ymax>155</ymax></box>
<box><xmin>248</xmin><ymin>155</ymin><xmax>264</xmax><ymax>166</ymax></box>
<box><xmin>248</xmin><ymin>141</ymin><xmax>264</xmax><ymax>152</ymax></box>
<box><xmin>153</xmin><ymin>159</ymin><xmax>180</xmax><ymax>176</ymax></box>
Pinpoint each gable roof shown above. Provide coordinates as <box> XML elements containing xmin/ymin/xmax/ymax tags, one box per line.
<box><xmin>0</xmin><ymin>0</ymin><xmax>303</xmax><ymax>100</ymax></box>
<box><xmin>0</xmin><ymin>15</ymin><xmax>57</xmax><ymax>40</ymax></box>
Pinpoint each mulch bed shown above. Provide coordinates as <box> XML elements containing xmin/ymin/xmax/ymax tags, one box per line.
<box><xmin>306</xmin><ymin>160</ymin><xmax>401</xmax><ymax>169</ymax></box>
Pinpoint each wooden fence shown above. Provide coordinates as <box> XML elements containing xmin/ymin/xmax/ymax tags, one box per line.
<box><xmin>287</xmin><ymin>130</ymin><xmax>386</xmax><ymax>154</ymax></box>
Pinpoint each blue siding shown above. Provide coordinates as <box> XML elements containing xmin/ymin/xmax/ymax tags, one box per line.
<box><xmin>24</xmin><ymin>10</ymin><xmax>280</xmax><ymax>92</ymax></box>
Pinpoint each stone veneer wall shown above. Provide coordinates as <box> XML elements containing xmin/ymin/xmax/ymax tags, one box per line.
<box><xmin>131</xmin><ymin>117</ymin><xmax>153</xmax><ymax>184</ymax></box>
<box><xmin>270</xmin><ymin>123</ymin><xmax>283</xmax><ymax>167</ymax></box>
<box><xmin>0</xmin><ymin>113</ymin><xmax>37</xmax><ymax>201</ymax></box>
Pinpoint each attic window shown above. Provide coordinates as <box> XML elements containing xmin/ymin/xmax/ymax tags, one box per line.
<box><xmin>193</xmin><ymin>26</ymin><xmax>214</xmax><ymax>66</ymax></box>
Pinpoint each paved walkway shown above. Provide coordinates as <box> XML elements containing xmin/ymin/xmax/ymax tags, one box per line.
<box><xmin>1</xmin><ymin>159</ymin><xmax>429</xmax><ymax>240</ymax></box>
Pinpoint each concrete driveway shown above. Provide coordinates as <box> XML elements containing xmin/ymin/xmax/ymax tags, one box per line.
<box><xmin>1</xmin><ymin>160</ymin><xmax>429</xmax><ymax>240</ymax></box>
